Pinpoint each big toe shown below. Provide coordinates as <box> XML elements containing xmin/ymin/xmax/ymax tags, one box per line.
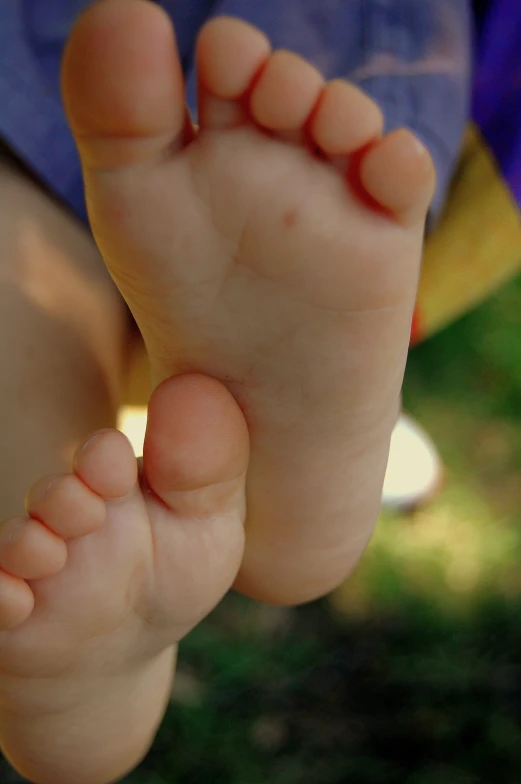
<box><xmin>143</xmin><ymin>374</ymin><xmax>250</xmax><ymax>520</ymax></box>
<box><xmin>142</xmin><ymin>374</ymin><xmax>250</xmax><ymax>629</ymax></box>
<box><xmin>61</xmin><ymin>0</ymin><xmax>191</xmax><ymax>171</ymax></box>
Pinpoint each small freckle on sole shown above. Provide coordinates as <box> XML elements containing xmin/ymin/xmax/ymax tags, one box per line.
<box><xmin>282</xmin><ymin>209</ymin><xmax>297</xmax><ymax>229</ymax></box>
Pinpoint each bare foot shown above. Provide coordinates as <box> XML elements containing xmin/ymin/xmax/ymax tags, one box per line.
<box><xmin>62</xmin><ymin>0</ymin><xmax>435</xmax><ymax>605</ymax></box>
<box><xmin>0</xmin><ymin>375</ymin><xmax>248</xmax><ymax>784</ymax></box>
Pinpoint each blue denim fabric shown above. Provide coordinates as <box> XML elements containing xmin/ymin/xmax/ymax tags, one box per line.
<box><xmin>0</xmin><ymin>0</ymin><xmax>471</xmax><ymax>222</ymax></box>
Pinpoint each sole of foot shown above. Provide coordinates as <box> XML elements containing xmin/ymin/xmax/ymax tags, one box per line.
<box><xmin>0</xmin><ymin>374</ymin><xmax>248</xmax><ymax>784</ymax></box>
<box><xmin>62</xmin><ymin>0</ymin><xmax>436</xmax><ymax>605</ymax></box>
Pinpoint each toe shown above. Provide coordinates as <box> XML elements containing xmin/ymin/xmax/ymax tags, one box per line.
<box><xmin>0</xmin><ymin>571</ymin><xmax>34</xmax><ymax>630</ymax></box>
<box><xmin>26</xmin><ymin>474</ymin><xmax>106</xmax><ymax>539</ymax></box>
<box><xmin>359</xmin><ymin>129</ymin><xmax>436</xmax><ymax>224</ymax></box>
<box><xmin>0</xmin><ymin>517</ymin><xmax>67</xmax><ymax>581</ymax></box>
<box><xmin>309</xmin><ymin>80</ymin><xmax>383</xmax><ymax>157</ymax></box>
<box><xmin>141</xmin><ymin>374</ymin><xmax>249</xmax><ymax>629</ymax></box>
<box><xmin>249</xmin><ymin>50</ymin><xmax>324</xmax><ymax>134</ymax></box>
<box><xmin>144</xmin><ymin>374</ymin><xmax>249</xmax><ymax>518</ymax></box>
<box><xmin>197</xmin><ymin>16</ymin><xmax>271</xmax><ymax>130</ymax></box>
<box><xmin>62</xmin><ymin>0</ymin><xmax>192</xmax><ymax>171</ymax></box>
<box><xmin>74</xmin><ymin>430</ymin><xmax>138</xmax><ymax>500</ymax></box>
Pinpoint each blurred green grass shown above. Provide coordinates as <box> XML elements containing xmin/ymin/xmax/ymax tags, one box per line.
<box><xmin>129</xmin><ymin>274</ymin><xmax>521</xmax><ymax>784</ymax></box>
<box><xmin>5</xmin><ymin>275</ymin><xmax>521</xmax><ymax>784</ymax></box>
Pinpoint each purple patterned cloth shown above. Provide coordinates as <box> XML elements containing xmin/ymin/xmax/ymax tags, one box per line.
<box><xmin>472</xmin><ymin>0</ymin><xmax>521</xmax><ymax>209</ymax></box>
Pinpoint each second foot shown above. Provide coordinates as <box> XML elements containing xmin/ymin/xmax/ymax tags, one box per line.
<box><xmin>62</xmin><ymin>2</ymin><xmax>436</xmax><ymax>604</ymax></box>
<box><xmin>0</xmin><ymin>374</ymin><xmax>248</xmax><ymax>784</ymax></box>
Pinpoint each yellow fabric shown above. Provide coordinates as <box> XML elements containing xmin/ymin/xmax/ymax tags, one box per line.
<box><xmin>416</xmin><ymin>124</ymin><xmax>521</xmax><ymax>341</ymax></box>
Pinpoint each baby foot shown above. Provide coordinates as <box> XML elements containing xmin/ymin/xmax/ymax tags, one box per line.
<box><xmin>0</xmin><ymin>375</ymin><xmax>248</xmax><ymax>784</ymax></box>
<box><xmin>62</xmin><ymin>0</ymin><xmax>435</xmax><ymax>605</ymax></box>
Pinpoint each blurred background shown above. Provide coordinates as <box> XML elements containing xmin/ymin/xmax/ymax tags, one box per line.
<box><xmin>134</xmin><ymin>273</ymin><xmax>521</xmax><ymax>784</ymax></box>
<box><xmin>135</xmin><ymin>272</ymin><xmax>521</xmax><ymax>784</ymax></box>
<box><xmin>136</xmin><ymin>271</ymin><xmax>521</xmax><ymax>784</ymax></box>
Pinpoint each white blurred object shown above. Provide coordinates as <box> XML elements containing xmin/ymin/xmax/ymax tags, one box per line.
<box><xmin>382</xmin><ymin>413</ymin><xmax>443</xmax><ymax>511</ymax></box>
<box><xmin>118</xmin><ymin>404</ymin><xmax>442</xmax><ymax>512</ymax></box>
<box><xmin>118</xmin><ymin>405</ymin><xmax>147</xmax><ymax>456</ymax></box>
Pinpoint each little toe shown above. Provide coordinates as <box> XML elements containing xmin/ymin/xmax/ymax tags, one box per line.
<box><xmin>359</xmin><ymin>129</ymin><xmax>436</xmax><ymax>224</ymax></box>
<box><xmin>249</xmin><ymin>50</ymin><xmax>324</xmax><ymax>135</ymax></box>
<box><xmin>73</xmin><ymin>429</ymin><xmax>137</xmax><ymax>500</ymax></box>
<box><xmin>26</xmin><ymin>474</ymin><xmax>106</xmax><ymax>539</ymax></box>
<box><xmin>310</xmin><ymin>80</ymin><xmax>383</xmax><ymax>157</ymax></box>
<box><xmin>0</xmin><ymin>517</ymin><xmax>67</xmax><ymax>581</ymax></box>
<box><xmin>197</xmin><ymin>16</ymin><xmax>271</xmax><ymax>130</ymax></box>
<box><xmin>0</xmin><ymin>571</ymin><xmax>34</xmax><ymax>630</ymax></box>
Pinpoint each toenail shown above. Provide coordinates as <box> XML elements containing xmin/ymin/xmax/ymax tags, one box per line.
<box><xmin>37</xmin><ymin>476</ymin><xmax>61</xmax><ymax>501</ymax></box>
<box><xmin>3</xmin><ymin>518</ymin><xmax>26</xmax><ymax>545</ymax></box>
<box><xmin>75</xmin><ymin>431</ymin><xmax>106</xmax><ymax>458</ymax></box>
